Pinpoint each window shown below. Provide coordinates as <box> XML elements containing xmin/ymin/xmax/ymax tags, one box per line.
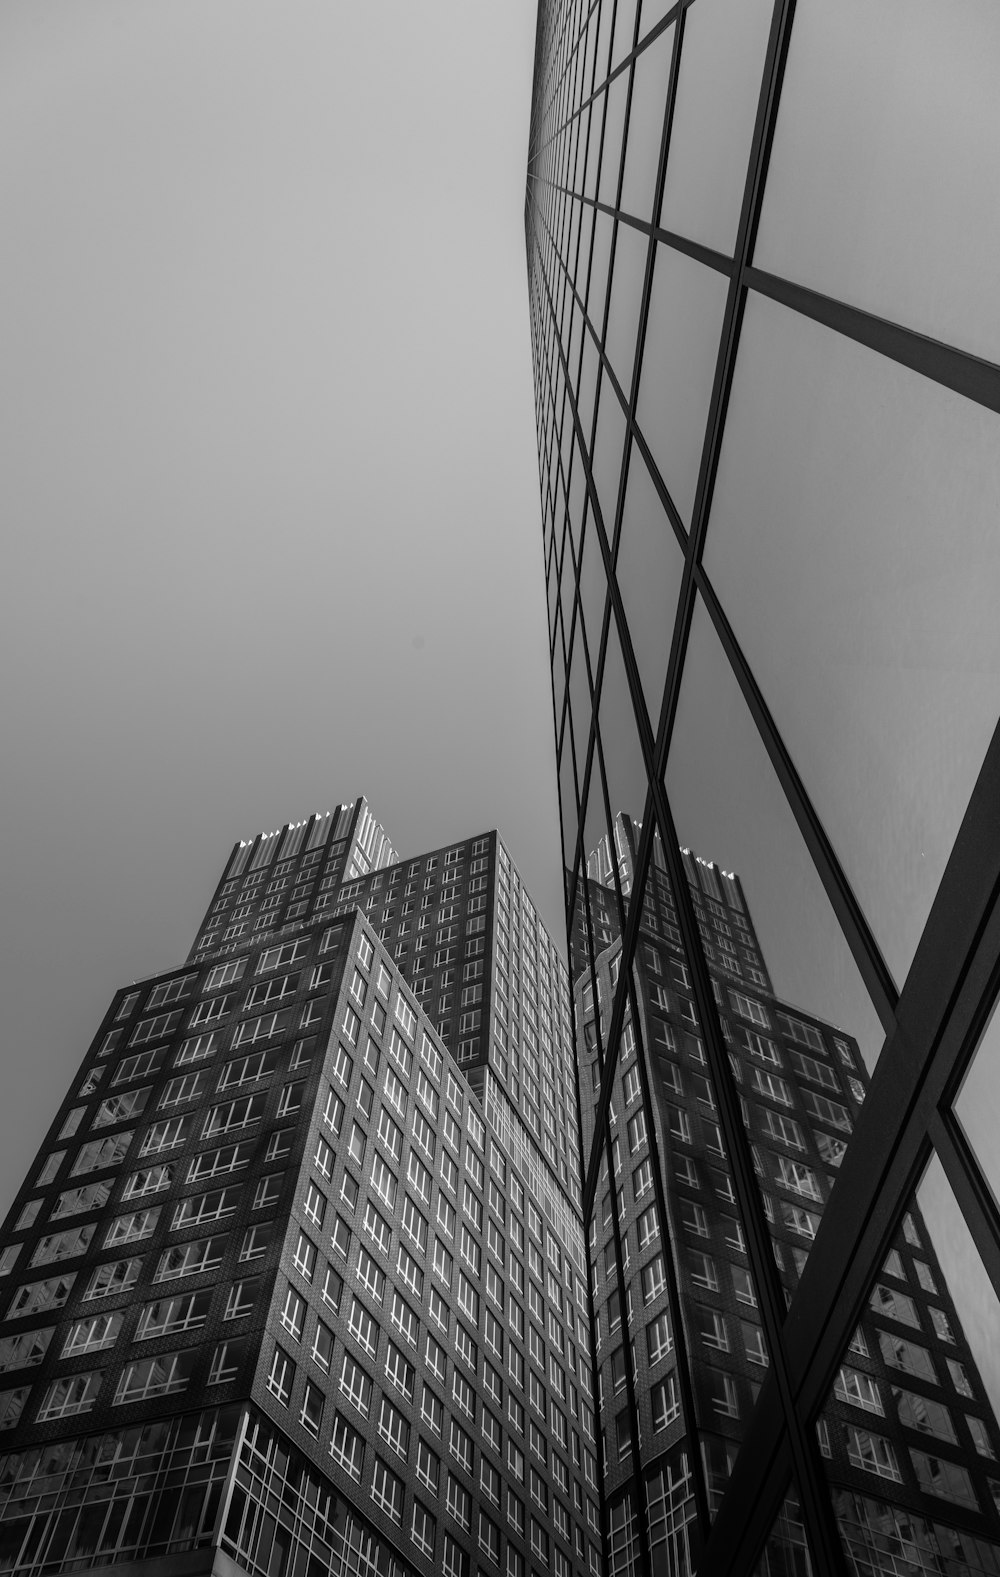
<box><xmin>371</xmin><ymin>1457</ymin><xmax>404</xmax><ymax>1523</ymax></box>
<box><xmin>224</xmin><ymin>1279</ymin><xmax>259</xmax><ymax>1320</ymax></box>
<box><xmin>330</xmin><ymin>1413</ymin><xmax>365</xmax><ymax>1481</ymax></box>
<box><xmin>846</xmin><ymin>1427</ymin><xmax>902</xmax><ymax>1481</ymax></box>
<box><xmin>36</xmin><ymin>1373</ymin><xmax>101</xmax><ymax>1420</ymax></box>
<box><xmin>83</xmin><ymin>1261</ymin><xmax>139</xmax><ymax>1299</ymax></box>
<box><xmin>627</xmin><ymin>1111</ymin><xmax>647</xmax><ymax>1153</ymax></box>
<box><xmin>356</xmin><ymin>1248</ymin><xmax>385</xmax><ymax>1304</ymax></box>
<box><xmin>280</xmin><ymin>1284</ymin><xmax>307</xmax><ymax>1341</ymax></box>
<box><xmin>172</xmin><ymin>1187</ymin><xmax>238</xmax><ymax>1230</ymax></box>
<box><xmin>347</xmin><ymin>1298</ymin><xmax>379</xmax><ymax>1358</ymax></box>
<box><xmin>909</xmin><ymin>1451</ymin><xmax>979</xmax><ymax>1509</ymax></box>
<box><xmin>390</xmin><ymin>1290</ymin><xmax>419</xmax><ymax>1347</ymax></box>
<box><xmin>446</xmin><ymin>1474</ymin><xmax>471</xmax><ymax>1532</ymax></box>
<box><xmin>293</xmin><ymin>1230</ymin><xmax>317</xmax><ymax>1280</ymax></box>
<box><xmin>155</xmin><ymin>1235</ymin><xmax>225</xmax><ymax>1281</ymax></box>
<box><xmin>135</xmin><ymin>1292</ymin><xmax>210</xmax><ymax>1341</ymax></box>
<box><xmin>115</xmin><ymin>1351</ymin><xmax>196</xmax><ymax>1404</ymax></box>
<box><xmin>411</xmin><ymin>1501</ymin><xmax>436</xmax><ymax>1559</ymax></box>
<box><xmin>0</xmin><ymin>1327</ymin><xmax>53</xmax><ymax>1372</ymax></box>
<box><xmin>894</xmin><ymin>1387</ymin><xmax>955</xmax><ymax>1441</ymax></box>
<box><xmin>239</xmin><ymin>1223</ymin><xmax>272</xmax><ymax>1263</ymax></box>
<box><xmin>62</xmin><ymin>1311</ymin><xmax>124</xmax><ymax>1356</ymax></box>
<box><xmin>379</xmin><ymin>1393</ymin><xmax>411</xmax><ymax>1456</ymax></box>
<box><xmin>878</xmin><ymin>1332</ymin><xmax>937</xmax><ymax>1384</ymax></box>
<box><xmin>652</xmin><ymin>1374</ymin><xmax>680</xmax><ymax>1431</ymax></box>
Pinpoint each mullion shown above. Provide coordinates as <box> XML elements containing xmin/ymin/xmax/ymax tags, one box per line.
<box><xmin>747</xmin><ymin>264</ymin><xmax>1000</xmax><ymax>419</ymax></box>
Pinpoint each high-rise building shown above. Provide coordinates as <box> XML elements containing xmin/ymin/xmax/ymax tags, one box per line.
<box><xmin>0</xmin><ymin>807</ymin><xmax>596</xmax><ymax>1577</ymax></box>
<box><xmin>525</xmin><ymin>2</ymin><xmax>1000</xmax><ymax>1572</ymax></box>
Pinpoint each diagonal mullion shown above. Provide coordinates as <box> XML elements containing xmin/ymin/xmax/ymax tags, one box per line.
<box><xmin>692</xmin><ymin>564</ymin><xmax>898</xmax><ymax>1030</ymax></box>
<box><xmin>700</xmin><ymin>706</ymin><xmax>1000</xmax><ymax>1568</ymax></box>
<box><xmin>747</xmin><ymin>264</ymin><xmax>1000</xmax><ymax>419</ymax></box>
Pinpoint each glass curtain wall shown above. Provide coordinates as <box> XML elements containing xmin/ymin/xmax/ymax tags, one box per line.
<box><xmin>526</xmin><ymin>1</ymin><xmax>1000</xmax><ymax>1572</ymax></box>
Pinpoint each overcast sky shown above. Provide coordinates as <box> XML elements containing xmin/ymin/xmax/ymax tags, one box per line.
<box><xmin>0</xmin><ymin>0</ymin><xmax>558</xmax><ymax>1217</ymax></box>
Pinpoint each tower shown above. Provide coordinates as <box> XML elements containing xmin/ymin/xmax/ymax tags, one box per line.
<box><xmin>524</xmin><ymin>2</ymin><xmax>1000</xmax><ymax>1569</ymax></box>
<box><xmin>0</xmin><ymin>808</ymin><xmax>596</xmax><ymax>1577</ymax></box>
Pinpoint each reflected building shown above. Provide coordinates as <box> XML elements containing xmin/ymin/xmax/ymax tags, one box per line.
<box><xmin>576</xmin><ymin>820</ymin><xmax>1000</xmax><ymax>1572</ymax></box>
<box><xmin>0</xmin><ymin>804</ymin><xmax>595</xmax><ymax>1577</ymax></box>
<box><xmin>525</xmin><ymin>0</ymin><xmax>1000</xmax><ymax>1571</ymax></box>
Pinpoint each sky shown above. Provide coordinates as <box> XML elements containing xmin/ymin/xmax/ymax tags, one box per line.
<box><xmin>0</xmin><ymin>0</ymin><xmax>560</xmax><ymax>1219</ymax></box>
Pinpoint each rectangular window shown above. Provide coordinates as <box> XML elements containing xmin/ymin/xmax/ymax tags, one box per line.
<box><xmin>154</xmin><ymin>1235</ymin><xmax>226</xmax><ymax>1281</ymax></box>
<box><xmin>115</xmin><ymin>1350</ymin><xmax>196</xmax><ymax>1404</ymax></box>
<box><xmin>266</xmin><ymin>1346</ymin><xmax>295</xmax><ymax>1406</ymax></box>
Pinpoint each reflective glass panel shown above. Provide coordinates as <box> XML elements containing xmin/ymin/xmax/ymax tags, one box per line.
<box><xmin>598</xmin><ymin>73</ymin><xmax>630</xmax><ymax>209</ymax></box>
<box><xmin>590</xmin><ymin>376</ymin><xmax>628</xmax><ymax>539</ymax></box>
<box><xmin>954</xmin><ymin>1000</ymin><xmax>1000</xmax><ymax>1232</ymax></box>
<box><xmin>819</xmin><ymin>1162</ymin><xmax>1000</xmax><ymax>1561</ymax></box>
<box><xmin>620</xmin><ymin>26</ymin><xmax>674</xmax><ymax>223</ymax></box>
<box><xmin>659</xmin><ymin>0</ymin><xmax>773</xmax><ymax>257</ymax></box>
<box><xmin>752</xmin><ymin>1488</ymin><xmax>814</xmax><ymax>1576</ymax></box>
<box><xmin>704</xmin><ymin>290</ymin><xmax>1000</xmax><ymax>988</ymax></box>
<box><xmin>636</xmin><ymin>244</ymin><xmax>729</xmax><ymax>527</ymax></box>
<box><xmin>918</xmin><ymin>1155</ymin><xmax>1000</xmax><ymax>1429</ymax></box>
<box><xmin>755</xmin><ymin>0</ymin><xmax>1000</xmax><ymax>364</ymax></box>
<box><xmin>597</xmin><ymin>614</ymin><xmax>651</xmax><ymax>922</ymax></box>
<box><xmin>577</xmin><ymin>507</ymin><xmax>608</xmax><ymax>669</ymax></box>
<box><xmin>666</xmin><ymin>593</ymin><xmax>883</xmax><ymax>1077</ymax></box>
<box><xmin>612</xmin><ymin>439</ymin><xmax>685</xmax><ymax>732</ymax></box>
<box><xmin>604</xmin><ymin>222</ymin><xmax>649</xmax><ymax>397</ymax></box>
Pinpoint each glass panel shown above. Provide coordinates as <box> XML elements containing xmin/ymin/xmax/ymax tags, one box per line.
<box><xmin>659</xmin><ymin>0</ymin><xmax>773</xmax><ymax>257</ymax></box>
<box><xmin>666</xmin><ymin>593</ymin><xmax>883</xmax><ymax>1090</ymax></box>
<box><xmin>610</xmin><ymin>0</ymin><xmax>639</xmax><ymax>74</ymax></box>
<box><xmin>567</xmin><ymin>600</ymin><xmax>595</xmax><ymax>795</ymax></box>
<box><xmin>568</xmin><ymin>857</ymin><xmax>592</xmax><ymax>988</ymax></box>
<box><xmin>593</xmin><ymin>0</ymin><xmax>616</xmax><ymax>93</ymax></box>
<box><xmin>755</xmin><ymin>0</ymin><xmax>1000</xmax><ymax>365</ymax></box>
<box><xmin>752</xmin><ymin>1488</ymin><xmax>814</xmax><ymax>1576</ymax></box>
<box><xmin>918</xmin><ymin>1155</ymin><xmax>1000</xmax><ymax>1428</ymax></box>
<box><xmin>587</xmin><ymin>212</ymin><xmax>615</xmax><ymax>333</ymax></box>
<box><xmin>620</xmin><ymin>26</ymin><xmax>674</xmax><ymax>223</ymax></box>
<box><xmin>590</xmin><ymin>376</ymin><xmax>628</xmax><ymax>538</ymax></box>
<box><xmin>954</xmin><ymin>1000</ymin><xmax>1000</xmax><ymax>1229</ymax></box>
<box><xmin>613</xmin><ymin>439</ymin><xmax>685</xmax><ymax>732</ymax></box>
<box><xmin>582</xmin><ymin>741</ymin><xmax>621</xmax><ymax>927</ymax></box>
<box><xmin>557</xmin><ymin>683</ymin><xmax>579</xmax><ymax>874</ymax></box>
<box><xmin>577</xmin><ymin>508</ymin><xmax>609</xmax><ymax>671</ymax></box>
<box><xmin>584</xmin><ymin>90</ymin><xmax>606</xmax><ymax>200</ymax></box>
<box><xmin>576</xmin><ymin>333</ymin><xmax>601</xmax><ymax>449</ymax></box>
<box><xmin>704</xmin><ymin>290</ymin><xmax>1000</xmax><ymax>988</ymax></box>
<box><xmin>636</xmin><ymin>244</ymin><xmax>729</xmax><ymax>527</ymax></box>
<box><xmin>629</xmin><ymin>829</ymin><xmax>777</xmax><ymax>1500</ymax></box>
<box><xmin>604</xmin><ymin>222</ymin><xmax>649</xmax><ymax>398</ymax></box>
<box><xmin>819</xmin><ymin>1163</ymin><xmax>1000</xmax><ymax>1563</ymax></box>
<box><xmin>597</xmin><ymin>615</ymin><xmax>651</xmax><ymax>923</ymax></box>
<box><xmin>599</xmin><ymin>73</ymin><xmax>630</xmax><ymax>208</ymax></box>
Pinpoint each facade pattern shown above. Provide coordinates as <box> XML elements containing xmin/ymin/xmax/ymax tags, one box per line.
<box><xmin>0</xmin><ymin>815</ymin><xmax>595</xmax><ymax>1577</ymax></box>
<box><xmin>525</xmin><ymin>0</ymin><xmax>1000</xmax><ymax>1573</ymax></box>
